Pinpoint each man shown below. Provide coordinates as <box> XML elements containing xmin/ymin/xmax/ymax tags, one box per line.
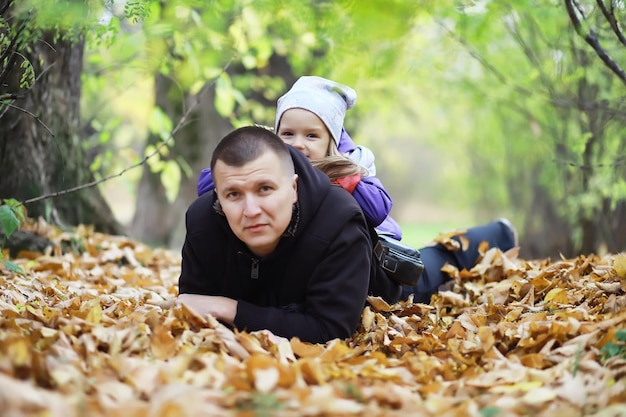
<box><xmin>177</xmin><ymin>126</ymin><xmax>399</xmax><ymax>344</ymax></box>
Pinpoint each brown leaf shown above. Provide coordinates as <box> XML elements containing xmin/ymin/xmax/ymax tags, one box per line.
<box><xmin>150</xmin><ymin>325</ymin><xmax>177</xmax><ymax>360</ymax></box>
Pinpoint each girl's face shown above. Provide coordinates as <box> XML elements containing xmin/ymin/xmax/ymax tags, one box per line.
<box><xmin>276</xmin><ymin>108</ymin><xmax>333</xmax><ymax>160</ymax></box>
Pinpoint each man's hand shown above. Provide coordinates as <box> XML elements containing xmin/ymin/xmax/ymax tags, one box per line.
<box><xmin>175</xmin><ymin>294</ymin><xmax>238</xmax><ymax>325</ymax></box>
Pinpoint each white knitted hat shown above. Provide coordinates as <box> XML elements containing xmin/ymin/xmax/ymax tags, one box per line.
<box><xmin>274</xmin><ymin>76</ymin><xmax>356</xmax><ymax>145</ymax></box>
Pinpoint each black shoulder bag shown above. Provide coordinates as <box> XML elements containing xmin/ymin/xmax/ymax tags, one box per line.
<box><xmin>373</xmin><ymin>231</ymin><xmax>424</xmax><ymax>287</ymax></box>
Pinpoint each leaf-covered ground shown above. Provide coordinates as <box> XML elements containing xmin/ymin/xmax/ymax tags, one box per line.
<box><xmin>1</xmin><ymin>219</ymin><xmax>626</xmax><ymax>417</ymax></box>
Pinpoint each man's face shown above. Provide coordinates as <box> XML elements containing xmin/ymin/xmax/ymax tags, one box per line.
<box><xmin>276</xmin><ymin>108</ymin><xmax>332</xmax><ymax>160</ymax></box>
<box><xmin>213</xmin><ymin>150</ymin><xmax>298</xmax><ymax>257</ymax></box>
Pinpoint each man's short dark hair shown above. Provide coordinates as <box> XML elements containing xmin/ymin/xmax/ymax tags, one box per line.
<box><xmin>210</xmin><ymin>126</ymin><xmax>295</xmax><ymax>177</ymax></box>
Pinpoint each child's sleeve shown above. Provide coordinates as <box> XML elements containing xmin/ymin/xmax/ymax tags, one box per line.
<box><xmin>197</xmin><ymin>168</ymin><xmax>215</xmax><ymax>197</ymax></box>
<box><xmin>352</xmin><ymin>175</ymin><xmax>393</xmax><ymax>227</ymax></box>
<box><xmin>338</xmin><ymin>131</ymin><xmax>400</xmax><ymax>236</ymax></box>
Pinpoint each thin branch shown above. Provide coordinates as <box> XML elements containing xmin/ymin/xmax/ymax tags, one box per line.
<box><xmin>596</xmin><ymin>0</ymin><xmax>626</xmax><ymax>48</ymax></box>
<box><xmin>0</xmin><ymin>103</ymin><xmax>9</xmax><ymax>119</ymax></box>
<box><xmin>436</xmin><ymin>20</ymin><xmax>533</xmax><ymax>97</ymax></box>
<box><xmin>564</xmin><ymin>0</ymin><xmax>626</xmax><ymax>86</ymax></box>
<box><xmin>4</xmin><ymin>102</ymin><xmax>55</xmax><ymax>138</ymax></box>
<box><xmin>506</xmin><ymin>13</ymin><xmax>557</xmax><ymax>97</ymax></box>
<box><xmin>30</xmin><ymin>62</ymin><xmax>55</xmax><ymax>88</ymax></box>
<box><xmin>0</xmin><ymin>26</ymin><xmax>25</xmax><ymax>86</ymax></box>
<box><xmin>553</xmin><ymin>154</ymin><xmax>626</xmax><ymax>169</ymax></box>
<box><xmin>0</xmin><ymin>93</ymin><xmax>19</xmax><ymax>100</ymax></box>
<box><xmin>20</xmin><ymin>58</ymin><xmax>235</xmax><ymax>207</ymax></box>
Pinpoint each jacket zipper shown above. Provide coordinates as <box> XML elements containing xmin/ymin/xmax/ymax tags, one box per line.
<box><xmin>251</xmin><ymin>258</ymin><xmax>259</xmax><ymax>279</ymax></box>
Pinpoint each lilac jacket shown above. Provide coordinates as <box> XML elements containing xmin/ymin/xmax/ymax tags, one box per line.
<box><xmin>196</xmin><ymin>129</ymin><xmax>402</xmax><ymax>239</ymax></box>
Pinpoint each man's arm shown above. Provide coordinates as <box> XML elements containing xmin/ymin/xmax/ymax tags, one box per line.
<box><xmin>177</xmin><ymin>202</ymin><xmax>239</xmax><ymax>325</ymax></box>
<box><xmin>175</xmin><ymin>294</ymin><xmax>237</xmax><ymax>325</ymax></box>
<box><xmin>178</xmin><ymin>195</ymin><xmax>226</xmax><ymax>296</ymax></box>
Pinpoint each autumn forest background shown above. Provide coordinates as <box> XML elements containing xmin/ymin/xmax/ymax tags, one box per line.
<box><xmin>2</xmin><ymin>1</ymin><xmax>626</xmax><ymax>416</ymax></box>
<box><xmin>1</xmin><ymin>0</ymin><xmax>625</xmax><ymax>259</ymax></box>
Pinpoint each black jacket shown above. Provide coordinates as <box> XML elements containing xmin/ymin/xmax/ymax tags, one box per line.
<box><xmin>178</xmin><ymin>146</ymin><xmax>399</xmax><ymax>343</ymax></box>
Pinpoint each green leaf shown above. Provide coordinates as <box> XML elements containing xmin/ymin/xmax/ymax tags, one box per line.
<box><xmin>215</xmin><ymin>73</ymin><xmax>235</xmax><ymax>117</ymax></box>
<box><xmin>344</xmin><ymin>382</ymin><xmax>364</xmax><ymax>402</ymax></box>
<box><xmin>0</xmin><ymin>205</ymin><xmax>20</xmax><ymax>238</ymax></box>
<box><xmin>161</xmin><ymin>160</ymin><xmax>181</xmax><ymax>203</ymax></box>
<box><xmin>3</xmin><ymin>260</ymin><xmax>24</xmax><ymax>275</ymax></box>
<box><xmin>3</xmin><ymin>199</ymin><xmax>25</xmax><ymax>221</ymax></box>
<box><xmin>480</xmin><ymin>406</ymin><xmax>502</xmax><ymax>417</ymax></box>
<box><xmin>148</xmin><ymin>107</ymin><xmax>174</xmax><ymax>141</ymax></box>
<box><xmin>601</xmin><ymin>342</ymin><xmax>622</xmax><ymax>359</ymax></box>
<box><xmin>572</xmin><ymin>342</ymin><xmax>583</xmax><ymax>377</ymax></box>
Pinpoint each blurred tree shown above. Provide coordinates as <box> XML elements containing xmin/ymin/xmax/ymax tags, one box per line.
<box><xmin>0</xmin><ymin>0</ymin><xmax>123</xmax><ymax>234</ymax></box>
<box><xmin>434</xmin><ymin>1</ymin><xmax>626</xmax><ymax>256</ymax></box>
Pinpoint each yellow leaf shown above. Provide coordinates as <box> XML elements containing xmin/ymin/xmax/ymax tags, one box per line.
<box><xmin>299</xmin><ymin>358</ymin><xmax>327</xmax><ymax>385</ymax></box>
<box><xmin>81</xmin><ymin>298</ymin><xmax>102</xmax><ymax>324</ymax></box>
<box><xmin>544</xmin><ymin>287</ymin><xmax>569</xmax><ymax>304</ymax></box>
<box><xmin>290</xmin><ymin>338</ymin><xmax>324</xmax><ymax>358</ymax></box>
<box><xmin>6</xmin><ymin>337</ymin><xmax>30</xmax><ymax>367</ymax></box>
<box><xmin>614</xmin><ymin>252</ymin><xmax>626</xmax><ymax>279</ymax></box>
<box><xmin>522</xmin><ymin>386</ymin><xmax>557</xmax><ymax>404</ymax></box>
<box><xmin>245</xmin><ymin>354</ymin><xmax>295</xmax><ymax>390</ymax></box>
<box><xmin>477</xmin><ymin>326</ymin><xmax>495</xmax><ymax>352</ymax></box>
<box><xmin>520</xmin><ymin>353</ymin><xmax>544</xmax><ymax>369</ymax></box>
<box><xmin>491</xmin><ymin>380</ymin><xmax>543</xmax><ymax>393</ymax></box>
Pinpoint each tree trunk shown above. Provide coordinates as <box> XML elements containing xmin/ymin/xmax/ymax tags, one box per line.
<box><xmin>0</xmin><ymin>11</ymin><xmax>123</xmax><ymax>235</ymax></box>
<box><xmin>129</xmin><ymin>73</ymin><xmax>233</xmax><ymax>247</ymax></box>
<box><xmin>129</xmin><ymin>74</ymin><xmax>178</xmax><ymax>246</ymax></box>
<box><xmin>166</xmin><ymin>85</ymin><xmax>235</xmax><ymax>249</ymax></box>
<box><xmin>521</xmin><ymin>183</ymin><xmax>575</xmax><ymax>259</ymax></box>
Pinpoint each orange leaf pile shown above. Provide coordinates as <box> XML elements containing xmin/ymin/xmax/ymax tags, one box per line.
<box><xmin>1</xmin><ymin>220</ymin><xmax>626</xmax><ymax>416</ymax></box>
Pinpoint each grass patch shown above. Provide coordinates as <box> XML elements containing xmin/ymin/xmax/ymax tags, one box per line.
<box><xmin>400</xmin><ymin>221</ymin><xmax>463</xmax><ymax>249</ymax></box>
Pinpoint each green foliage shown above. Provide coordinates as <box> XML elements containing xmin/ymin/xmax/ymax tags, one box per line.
<box><xmin>161</xmin><ymin>160</ymin><xmax>182</xmax><ymax>203</ymax></box>
<box><xmin>0</xmin><ymin>200</ymin><xmax>23</xmax><ymax>238</ymax></box>
<box><xmin>148</xmin><ymin>107</ymin><xmax>173</xmax><ymax>142</ymax></box>
<box><xmin>236</xmin><ymin>392</ymin><xmax>284</xmax><ymax>417</ymax></box>
<box><xmin>0</xmin><ymin>199</ymin><xmax>25</xmax><ymax>274</ymax></box>
<box><xmin>344</xmin><ymin>381</ymin><xmax>365</xmax><ymax>403</ymax></box>
<box><xmin>572</xmin><ymin>342</ymin><xmax>584</xmax><ymax>377</ymax></box>
<box><xmin>215</xmin><ymin>73</ymin><xmax>237</xmax><ymax>118</ymax></box>
<box><xmin>124</xmin><ymin>0</ymin><xmax>152</xmax><ymax>23</ymax></box>
<box><xmin>480</xmin><ymin>406</ymin><xmax>502</xmax><ymax>417</ymax></box>
<box><xmin>18</xmin><ymin>59</ymin><xmax>35</xmax><ymax>89</ymax></box>
<box><xmin>2</xmin><ymin>260</ymin><xmax>23</xmax><ymax>274</ymax></box>
<box><xmin>419</xmin><ymin>0</ymin><xmax>626</xmax><ymax>253</ymax></box>
<box><xmin>600</xmin><ymin>329</ymin><xmax>626</xmax><ymax>362</ymax></box>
